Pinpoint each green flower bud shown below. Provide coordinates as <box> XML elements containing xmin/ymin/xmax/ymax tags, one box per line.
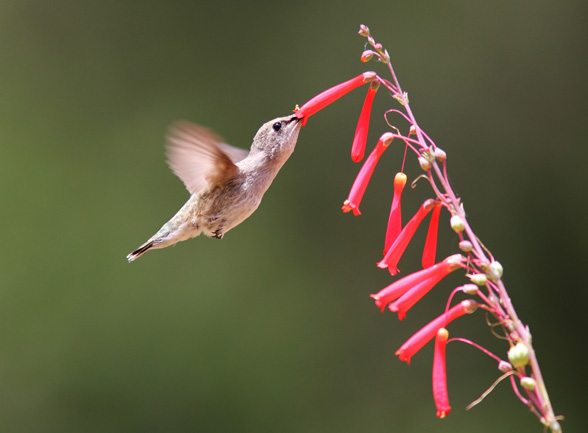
<box><xmin>488</xmin><ymin>261</ymin><xmax>503</xmax><ymax>280</ymax></box>
<box><xmin>508</xmin><ymin>342</ymin><xmax>529</xmax><ymax>369</ymax></box>
<box><xmin>469</xmin><ymin>273</ymin><xmax>487</xmax><ymax>286</ymax></box>
<box><xmin>450</xmin><ymin>215</ymin><xmax>464</xmax><ymax>233</ymax></box>
<box><xmin>520</xmin><ymin>377</ymin><xmax>536</xmax><ymax>391</ymax></box>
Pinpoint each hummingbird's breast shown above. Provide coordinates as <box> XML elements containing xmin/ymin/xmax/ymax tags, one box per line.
<box><xmin>196</xmin><ymin>173</ymin><xmax>265</xmax><ymax>238</ymax></box>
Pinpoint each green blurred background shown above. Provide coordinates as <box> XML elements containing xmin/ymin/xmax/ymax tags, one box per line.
<box><xmin>1</xmin><ymin>0</ymin><xmax>586</xmax><ymax>432</ymax></box>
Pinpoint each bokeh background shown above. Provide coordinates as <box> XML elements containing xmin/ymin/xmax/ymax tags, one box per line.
<box><xmin>1</xmin><ymin>1</ymin><xmax>586</xmax><ymax>432</ymax></box>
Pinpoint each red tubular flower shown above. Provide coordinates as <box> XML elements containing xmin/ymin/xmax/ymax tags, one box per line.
<box><xmin>342</xmin><ymin>133</ymin><xmax>394</xmax><ymax>216</ymax></box>
<box><xmin>433</xmin><ymin>328</ymin><xmax>451</xmax><ymax>418</ymax></box>
<box><xmin>378</xmin><ymin>199</ymin><xmax>435</xmax><ymax>275</ymax></box>
<box><xmin>351</xmin><ymin>81</ymin><xmax>380</xmax><ymax>162</ymax></box>
<box><xmin>388</xmin><ymin>254</ymin><xmax>463</xmax><ymax>320</ymax></box>
<box><xmin>422</xmin><ymin>203</ymin><xmax>442</xmax><ymax>268</ymax></box>
<box><xmin>295</xmin><ymin>72</ymin><xmax>377</xmax><ymax>126</ymax></box>
<box><xmin>395</xmin><ymin>300</ymin><xmax>478</xmax><ymax>364</ymax></box>
<box><xmin>370</xmin><ymin>254</ymin><xmax>462</xmax><ymax>312</ymax></box>
<box><xmin>383</xmin><ymin>172</ymin><xmax>407</xmax><ymax>255</ymax></box>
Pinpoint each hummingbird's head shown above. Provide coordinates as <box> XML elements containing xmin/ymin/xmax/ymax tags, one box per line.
<box><xmin>250</xmin><ymin>115</ymin><xmax>302</xmax><ymax>160</ymax></box>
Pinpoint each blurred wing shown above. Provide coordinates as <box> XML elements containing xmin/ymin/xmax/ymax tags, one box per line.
<box><xmin>166</xmin><ymin>122</ymin><xmax>242</xmax><ymax>195</ymax></box>
<box><xmin>218</xmin><ymin>142</ymin><xmax>249</xmax><ymax>163</ymax></box>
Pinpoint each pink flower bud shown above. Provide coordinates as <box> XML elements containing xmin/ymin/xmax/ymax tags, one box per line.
<box><xmin>419</xmin><ymin>156</ymin><xmax>431</xmax><ymax>171</ymax></box>
<box><xmin>459</xmin><ymin>240</ymin><xmax>473</xmax><ymax>252</ymax></box>
<box><xmin>358</xmin><ymin>24</ymin><xmax>370</xmax><ymax>37</ymax></box>
<box><xmin>498</xmin><ymin>360</ymin><xmax>513</xmax><ymax>373</ymax></box>
<box><xmin>361</xmin><ymin>50</ymin><xmax>375</xmax><ymax>62</ymax></box>
<box><xmin>434</xmin><ymin>147</ymin><xmax>447</xmax><ymax>161</ymax></box>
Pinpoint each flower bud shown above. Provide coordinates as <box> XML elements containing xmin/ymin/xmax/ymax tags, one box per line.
<box><xmin>361</xmin><ymin>50</ymin><xmax>375</xmax><ymax>62</ymax></box>
<box><xmin>469</xmin><ymin>273</ymin><xmax>487</xmax><ymax>286</ymax></box>
<box><xmin>358</xmin><ymin>25</ymin><xmax>370</xmax><ymax>37</ymax></box>
<box><xmin>418</xmin><ymin>156</ymin><xmax>431</xmax><ymax>171</ymax></box>
<box><xmin>450</xmin><ymin>215</ymin><xmax>464</xmax><ymax>233</ymax></box>
<box><xmin>434</xmin><ymin>147</ymin><xmax>447</xmax><ymax>161</ymax></box>
<box><xmin>459</xmin><ymin>240</ymin><xmax>473</xmax><ymax>252</ymax></box>
<box><xmin>520</xmin><ymin>377</ymin><xmax>536</xmax><ymax>391</ymax></box>
<box><xmin>498</xmin><ymin>360</ymin><xmax>512</xmax><ymax>373</ymax></box>
<box><xmin>409</xmin><ymin>125</ymin><xmax>417</xmax><ymax>136</ymax></box>
<box><xmin>508</xmin><ymin>342</ymin><xmax>529</xmax><ymax>369</ymax></box>
<box><xmin>460</xmin><ymin>284</ymin><xmax>478</xmax><ymax>295</ymax></box>
<box><xmin>487</xmin><ymin>261</ymin><xmax>503</xmax><ymax>280</ymax></box>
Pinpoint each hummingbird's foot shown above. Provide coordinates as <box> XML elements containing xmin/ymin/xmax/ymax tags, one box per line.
<box><xmin>212</xmin><ymin>228</ymin><xmax>224</xmax><ymax>239</ymax></box>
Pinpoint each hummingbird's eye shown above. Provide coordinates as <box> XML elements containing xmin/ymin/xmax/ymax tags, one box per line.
<box><xmin>272</xmin><ymin>122</ymin><xmax>282</xmax><ymax>132</ymax></box>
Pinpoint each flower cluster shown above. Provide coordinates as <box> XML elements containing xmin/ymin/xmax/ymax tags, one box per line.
<box><xmin>294</xmin><ymin>25</ymin><xmax>561</xmax><ymax>433</ymax></box>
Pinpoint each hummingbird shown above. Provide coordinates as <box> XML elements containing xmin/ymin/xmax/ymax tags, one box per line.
<box><xmin>127</xmin><ymin>114</ymin><xmax>302</xmax><ymax>262</ymax></box>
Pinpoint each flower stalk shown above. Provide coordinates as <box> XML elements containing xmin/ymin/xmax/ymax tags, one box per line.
<box><xmin>295</xmin><ymin>24</ymin><xmax>561</xmax><ymax>432</ymax></box>
<box><xmin>355</xmin><ymin>25</ymin><xmax>562</xmax><ymax>431</ymax></box>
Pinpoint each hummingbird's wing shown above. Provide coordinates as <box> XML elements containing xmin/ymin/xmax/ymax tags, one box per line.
<box><xmin>218</xmin><ymin>142</ymin><xmax>249</xmax><ymax>164</ymax></box>
<box><xmin>166</xmin><ymin>122</ymin><xmax>248</xmax><ymax>195</ymax></box>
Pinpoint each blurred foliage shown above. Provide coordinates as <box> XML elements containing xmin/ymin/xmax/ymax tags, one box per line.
<box><xmin>0</xmin><ymin>0</ymin><xmax>586</xmax><ymax>432</ymax></box>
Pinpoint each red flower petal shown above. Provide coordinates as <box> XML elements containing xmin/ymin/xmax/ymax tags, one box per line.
<box><xmin>383</xmin><ymin>172</ymin><xmax>407</xmax><ymax>255</ymax></box>
<box><xmin>342</xmin><ymin>133</ymin><xmax>394</xmax><ymax>216</ymax></box>
<box><xmin>388</xmin><ymin>254</ymin><xmax>462</xmax><ymax>320</ymax></box>
<box><xmin>433</xmin><ymin>328</ymin><xmax>451</xmax><ymax>418</ymax></box>
<box><xmin>378</xmin><ymin>199</ymin><xmax>435</xmax><ymax>275</ymax></box>
<box><xmin>370</xmin><ymin>254</ymin><xmax>462</xmax><ymax>312</ymax></box>
<box><xmin>422</xmin><ymin>203</ymin><xmax>442</xmax><ymax>268</ymax></box>
<box><xmin>351</xmin><ymin>81</ymin><xmax>379</xmax><ymax>162</ymax></box>
<box><xmin>295</xmin><ymin>72</ymin><xmax>376</xmax><ymax>126</ymax></box>
<box><xmin>395</xmin><ymin>300</ymin><xmax>478</xmax><ymax>364</ymax></box>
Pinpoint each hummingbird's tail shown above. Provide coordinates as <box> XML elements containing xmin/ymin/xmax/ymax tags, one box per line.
<box><xmin>127</xmin><ymin>240</ymin><xmax>154</xmax><ymax>262</ymax></box>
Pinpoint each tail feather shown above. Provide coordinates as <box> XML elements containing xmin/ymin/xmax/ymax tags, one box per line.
<box><xmin>127</xmin><ymin>241</ymin><xmax>154</xmax><ymax>262</ymax></box>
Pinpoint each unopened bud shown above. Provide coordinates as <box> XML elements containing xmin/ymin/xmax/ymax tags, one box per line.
<box><xmin>487</xmin><ymin>261</ymin><xmax>503</xmax><ymax>280</ymax></box>
<box><xmin>409</xmin><ymin>125</ymin><xmax>417</xmax><ymax>136</ymax></box>
<box><xmin>520</xmin><ymin>377</ymin><xmax>536</xmax><ymax>391</ymax></box>
<box><xmin>459</xmin><ymin>240</ymin><xmax>473</xmax><ymax>252</ymax></box>
<box><xmin>434</xmin><ymin>147</ymin><xmax>447</xmax><ymax>161</ymax></box>
<box><xmin>498</xmin><ymin>360</ymin><xmax>512</xmax><ymax>373</ymax></box>
<box><xmin>508</xmin><ymin>342</ymin><xmax>529</xmax><ymax>369</ymax></box>
<box><xmin>469</xmin><ymin>273</ymin><xmax>487</xmax><ymax>286</ymax></box>
<box><xmin>418</xmin><ymin>156</ymin><xmax>431</xmax><ymax>171</ymax></box>
<box><xmin>374</xmin><ymin>43</ymin><xmax>383</xmax><ymax>51</ymax></box>
<box><xmin>361</xmin><ymin>50</ymin><xmax>375</xmax><ymax>62</ymax></box>
<box><xmin>450</xmin><ymin>215</ymin><xmax>464</xmax><ymax>233</ymax></box>
<box><xmin>358</xmin><ymin>25</ymin><xmax>370</xmax><ymax>37</ymax></box>
<box><xmin>460</xmin><ymin>284</ymin><xmax>478</xmax><ymax>295</ymax></box>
